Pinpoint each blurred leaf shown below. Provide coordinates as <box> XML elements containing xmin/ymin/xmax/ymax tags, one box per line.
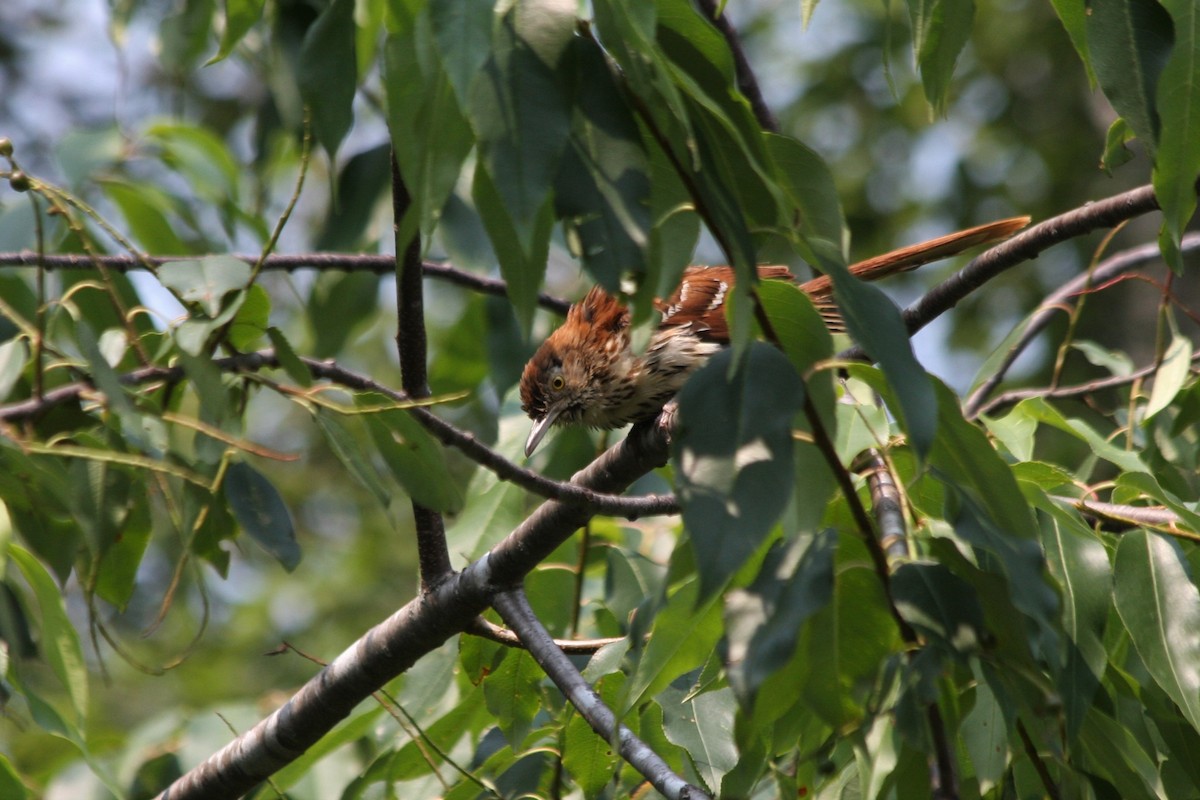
<box><xmin>298</xmin><ymin>0</ymin><xmax>357</xmax><ymax>161</ymax></box>
<box><xmin>0</xmin><ymin>337</ymin><xmax>28</xmax><ymax>403</ymax></box>
<box><xmin>467</xmin><ymin>1</ymin><xmax>572</xmax><ymax>332</ymax></box>
<box><xmin>554</xmin><ymin>37</ymin><xmax>651</xmax><ymax>294</ymax></box>
<box><xmin>224</xmin><ymin>461</ymin><xmax>301</xmax><ymax>571</ymax></box>
<box><xmin>1102</xmin><ymin>117</ymin><xmax>1136</xmax><ymax>173</ymax></box>
<box><xmin>1114</xmin><ymin>530</ymin><xmax>1200</xmax><ymax>734</ymax></box>
<box><xmin>525</xmin><ymin>565</ymin><xmax>575</xmax><ymax>637</ymax></box>
<box><xmin>307</xmin><ymin>271</ymin><xmax>380</xmax><ymax>358</ymax></box>
<box><xmin>266</xmin><ymin>326</ymin><xmax>312</xmax><ymax>387</ymax></box>
<box><xmin>159</xmin><ymin>0</ymin><xmax>214</xmax><ymax>73</ymax></box>
<box><xmin>56</xmin><ymin>126</ymin><xmax>125</xmax><ymax>187</ymax></box>
<box><xmin>429</xmin><ymin>0</ymin><xmax>494</xmax><ymax>106</ymax></box>
<box><xmin>483</xmin><ymin>649</ymin><xmax>542</xmax><ymax>747</ymax></box>
<box><xmin>1153</xmin><ymin>0</ymin><xmax>1200</xmax><ymax>272</ymax></box>
<box><xmin>428</xmin><ymin>295</ymin><xmax>488</xmax><ymax>394</ymax></box>
<box><xmin>145</xmin><ymin>122</ymin><xmax>242</xmax><ymax>208</ymax></box>
<box><xmin>314</xmin><ymin>142</ymin><xmax>392</xmax><ymax>251</ymax></box>
<box><xmin>360</xmin><ymin>396</ymin><xmax>465</xmax><ymax>514</ymax></box>
<box><xmin>0</xmin><ymin>755</ymin><xmax>29</xmax><ymax>800</ymax></box>
<box><xmin>675</xmin><ymin>344</ymin><xmax>803</xmax><ymax>598</ymax></box>
<box><xmin>100</xmin><ymin>180</ymin><xmax>189</xmax><ymax>254</ymax></box>
<box><xmin>10</xmin><ymin>545</ymin><xmax>89</xmax><ymax>723</ymax></box>
<box><xmin>1146</xmin><ymin>330</ymin><xmax>1192</xmax><ymax>418</ymax></box>
<box><xmin>210</xmin><ymin>0</ymin><xmax>265</xmax><ymax>63</ymax></box>
<box><xmin>1086</xmin><ymin>0</ymin><xmax>1172</xmax><ymax>151</ymax></box>
<box><xmin>159</xmin><ymin>256</ymin><xmax>251</xmax><ymax>317</ymax></box>
<box><xmin>313</xmin><ymin>410</ymin><xmax>392</xmax><ymax>508</ymax></box>
<box><xmin>906</xmin><ymin>0</ymin><xmax>974</xmax><ymax>112</ymax></box>
<box><xmin>94</xmin><ymin>497</ymin><xmax>151</xmax><ymax>611</ymax></box>
<box><xmin>228</xmin><ymin>285</ymin><xmax>270</xmax><ymax>351</ymax></box>
<box><xmin>723</xmin><ymin>529</ymin><xmax>835</xmax><ymax>706</ymax></box>
<box><xmin>388</xmin><ymin>684</ymin><xmax>490</xmax><ymax>781</ymax></box>
<box><xmin>384</xmin><ymin>18</ymin><xmax>475</xmax><ymax>248</ymax></box>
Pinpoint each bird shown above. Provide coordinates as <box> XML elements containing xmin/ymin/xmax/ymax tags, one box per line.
<box><xmin>519</xmin><ymin>216</ymin><xmax>1030</xmax><ymax>456</ymax></box>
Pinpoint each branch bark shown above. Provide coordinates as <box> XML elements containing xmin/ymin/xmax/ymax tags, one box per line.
<box><xmin>154</xmin><ymin>421</ymin><xmax>670</xmax><ymax>799</ymax></box>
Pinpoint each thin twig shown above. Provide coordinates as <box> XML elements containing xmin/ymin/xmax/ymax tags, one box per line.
<box><xmin>466</xmin><ymin>617</ymin><xmax>626</xmax><ymax>656</ymax></box>
<box><xmin>841</xmin><ymin>183</ymin><xmax>1165</xmax><ymax>365</ymax></box>
<box><xmin>0</xmin><ymin>251</ymin><xmax>571</xmax><ymax>314</ymax></box>
<box><xmin>965</xmin><ymin>233</ymin><xmax>1200</xmax><ymax>417</ymax></box>
<box><xmin>491</xmin><ymin>588</ymin><xmax>710</xmax><ymax>800</ymax></box>
<box><xmin>694</xmin><ymin>0</ymin><xmax>779</xmax><ymax>133</ymax></box>
<box><xmin>1016</xmin><ymin>719</ymin><xmax>1060</xmax><ymax>800</ymax></box>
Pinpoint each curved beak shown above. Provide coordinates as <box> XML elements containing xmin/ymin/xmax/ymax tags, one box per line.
<box><xmin>524</xmin><ymin>407</ymin><xmax>561</xmax><ymax>458</ymax></box>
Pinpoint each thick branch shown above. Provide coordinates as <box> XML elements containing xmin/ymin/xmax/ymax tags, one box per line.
<box><xmin>154</xmin><ymin>420</ymin><xmax>670</xmax><ymax>799</ymax></box>
<box><xmin>391</xmin><ymin>153</ymin><xmax>453</xmax><ymax>586</ymax></box>
<box><xmin>491</xmin><ymin>589</ymin><xmax>710</xmax><ymax>800</ymax></box>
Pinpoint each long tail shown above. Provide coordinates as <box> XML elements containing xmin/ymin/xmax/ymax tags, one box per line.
<box><xmin>798</xmin><ymin>216</ymin><xmax>1030</xmax><ymax>299</ymax></box>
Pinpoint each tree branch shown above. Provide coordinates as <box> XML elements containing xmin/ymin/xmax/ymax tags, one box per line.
<box><xmin>491</xmin><ymin>588</ymin><xmax>710</xmax><ymax>800</ymax></box>
<box><xmin>694</xmin><ymin>0</ymin><xmax>779</xmax><ymax>133</ymax></box>
<box><xmin>0</xmin><ymin>351</ymin><xmax>679</xmax><ymax>520</ymax></box>
<box><xmin>840</xmin><ymin>183</ymin><xmax>1163</xmax><ymax>362</ymax></box>
<box><xmin>466</xmin><ymin>617</ymin><xmax>626</xmax><ymax>655</ymax></box>
<box><xmin>154</xmin><ymin>418</ymin><xmax>671</xmax><ymax>799</ymax></box>
<box><xmin>391</xmin><ymin>152</ymin><xmax>453</xmax><ymax>587</ymax></box>
<box><xmin>964</xmin><ymin>232</ymin><xmax>1200</xmax><ymax>417</ymax></box>
<box><xmin>0</xmin><ymin>251</ymin><xmax>571</xmax><ymax>315</ymax></box>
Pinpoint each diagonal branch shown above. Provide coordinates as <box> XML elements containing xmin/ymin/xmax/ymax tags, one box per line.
<box><xmin>153</xmin><ymin>421</ymin><xmax>670</xmax><ymax>799</ymax></box>
<box><xmin>695</xmin><ymin>0</ymin><xmax>779</xmax><ymax>133</ymax></box>
<box><xmin>491</xmin><ymin>588</ymin><xmax>710</xmax><ymax>800</ymax></box>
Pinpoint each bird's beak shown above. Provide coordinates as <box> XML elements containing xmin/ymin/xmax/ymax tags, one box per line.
<box><xmin>524</xmin><ymin>408</ymin><xmax>561</xmax><ymax>458</ymax></box>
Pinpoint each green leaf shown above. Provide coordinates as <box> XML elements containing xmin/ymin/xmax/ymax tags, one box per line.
<box><xmin>145</xmin><ymin>122</ymin><xmax>242</xmax><ymax>208</ymax></box>
<box><xmin>1001</xmin><ymin>397</ymin><xmax>1148</xmax><ymax>474</ymax></box>
<box><xmin>224</xmin><ymin>461</ymin><xmax>301</xmax><ymax>571</ymax></box>
<box><xmin>483</xmin><ymin>649</ymin><xmax>542</xmax><ymax>747</ymax></box>
<box><xmin>1145</xmin><ymin>330</ymin><xmax>1192</xmax><ymax>418</ymax></box>
<box><xmin>384</xmin><ymin>19</ymin><xmax>475</xmax><ymax>249</ymax></box>
<box><xmin>1153</xmin><ymin>0</ymin><xmax>1200</xmax><ymax>272</ymax></box>
<box><xmin>9</xmin><ymin>545</ymin><xmax>89</xmax><ymax>723</ymax></box>
<box><xmin>1086</xmin><ymin>0</ymin><xmax>1173</xmax><ymax>151</ymax></box>
<box><xmin>0</xmin><ymin>755</ymin><xmax>29</xmax><ymax>800</ymax></box>
<box><xmin>266</xmin><ymin>326</ymin><xmax>312</xmax><ymax>387</ymax></box>
<box><xmin>674</xmin><ymin>344</ymin><xmax>803</xmax><ymax>598</ymax></box>
<box><xmin>313</xmin><ymin>410</ymin><xmax>392</xmax><ymax>508</ymax></box>
<box><xmin>467</xmin><ymin>0</ymin><xmax>571</xmax><ymax>268</ymax></box>
<box><xmin>314</xmin><ymin>142</ymin><xmax>392</xmax><ymax>252</ymax></box>
<box><xmin>472</xmin><ymin>162</ymin><xmax>554</xmax><ymax>335</ymax></box>
<box><xmin>660</xmin><ymin>683</ymin><xmax>738</xmax><ymax>794</ymax></box>
<box><xmin>622</xmin><ymin>576</ymin><xmax>724</xmax><ymax>715</ymax></box>
<box><xmin>210</xmin><ymin>0</ymin><xmax>265</xmax><ymax>63</ymax></box>
<box><xmin>298</xmin><ymin>0</ymin><xmax>357</xmax><ymax>161</ymax></box>
<box><xmin>1114</xmin><ymin>530</ymin><xmax>1200</xmax><ymax>733</ymax></box>
<box><xmin>1048</xmin><ymin>0</ymin><xmax>1093</xmax><ymax>82</ymax></box>
<box><xmin>1040</xmin><ymin>505</ymin><xmax>1110</xmax><ymax>737</ymax></box>
<box><xmin>764</xmin><ymin>133</ymin><xmax>847</xmax><ymax>265</ymax></box>
<box><xmin>100</xmin><ymin>180</ymin><xmax>189</xmax><ymax>254</ymax></box>
<box><xmin>960</xmin><ymin>680</ymin><xmax>1009</xmax><ymax>792</ymax></box>
<box><xmin>833</xmin><ymin>282</ymin><xmax>938</xmax><ymax>458</ymax></box>
<box><xmin>0</xmin><ymin>337</ymin><xmax>28</xmax><ymax>403</ymax></box>
<box><xmin>159</xmin><ymin>255</ymin><xmax>252</xmax><ymax>317</ymax></box>
<box><xmin>307</xmin><ymin>271</ymin><xmax>381</xmax><ymax>358</ymax></box>
<box><xmin>360</xmin><ymin>397</ymin><xmax>465</xmax><ymax>514</ymax></box>
<box><xmin>1080</xmin><ymin>705</ymin><xmax>1171</xmax><ymax>799</ymax></box>
<box><xmin>723</xmin><ymin>529</ymin><xmax>835</xmax><ymax>706</ymax></box>
<box><xmin>94</xmin><ymin>499</ymin><xmax>152</xmax><ymax>611</ymax></box>
<box><xmin>429</xmin><ymin>0</ymin><xmax>494</xmax><ymax>106</ymax></box>
<box><xmin>907</xmin><ymin>0</ymin><xmax>975</xmax><ymax>112</ymax></box>
<box><xmin>554</xmin><ymin>37</ymin><xmax>651</xmax><ymax>294</ymax></box>
<box><xmin>563</xmin><ymin>674</ymin><xmax>624</xmax><ymax>797</ymax></box>
<box><xmin>1102</xmin><ymin>117</ymin><xmax>1136</xmax><ymax>173</ymax></box>
<box><xmin>228</xmin><ymin>285</ymin><xmax>270</xmax><ymax>351</ymax></box>
<box><xmin>891</xmin><ymin>561</ymin><xmax>987</xmax><ymax>654</ymax></box>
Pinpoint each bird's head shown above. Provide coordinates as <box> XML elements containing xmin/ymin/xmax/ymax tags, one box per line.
<box><xmin>519</xmin><ymin>287</ymin><xmax>631</xmax><ymax>457</ymax></box>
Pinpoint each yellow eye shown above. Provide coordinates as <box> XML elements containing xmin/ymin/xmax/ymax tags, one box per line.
<box><xmin>550</xmin><ymin>375</ymin><xmax>565</xmax><ymax>391</ymax></box>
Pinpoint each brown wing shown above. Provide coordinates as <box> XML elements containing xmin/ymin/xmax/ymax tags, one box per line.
<box><xmin>799</xmin><ymin>216</ymin><xmax>1030</xmax><ymax>331</ymax></box>
<box><xmin>655</xmin><ymin>265</ymin><xmax>795</xmax><ymax>342</ymax></box>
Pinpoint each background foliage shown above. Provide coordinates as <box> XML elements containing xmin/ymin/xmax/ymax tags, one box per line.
<box><xmin>0</xmin><ymin>0</ymin><xmax>1198</xmax><ymax>797</ymax></box>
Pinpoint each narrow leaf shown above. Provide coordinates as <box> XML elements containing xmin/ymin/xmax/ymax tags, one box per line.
<box><xmin>224</xmin><ymin>461</ymin><xmax>301</xmax><ymax>571</ymax></box>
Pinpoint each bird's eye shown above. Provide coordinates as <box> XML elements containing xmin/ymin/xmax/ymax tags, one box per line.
<box><xmin>550</xmin><ymin>375</ymin><xmax>565</xmax><ymax>391</ymax></box>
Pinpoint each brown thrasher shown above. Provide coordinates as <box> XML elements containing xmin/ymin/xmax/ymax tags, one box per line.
<box><xmin>519</xmin><ymin>217</ymin><xmax>1029</xmax><ymax>456</ymax></box>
